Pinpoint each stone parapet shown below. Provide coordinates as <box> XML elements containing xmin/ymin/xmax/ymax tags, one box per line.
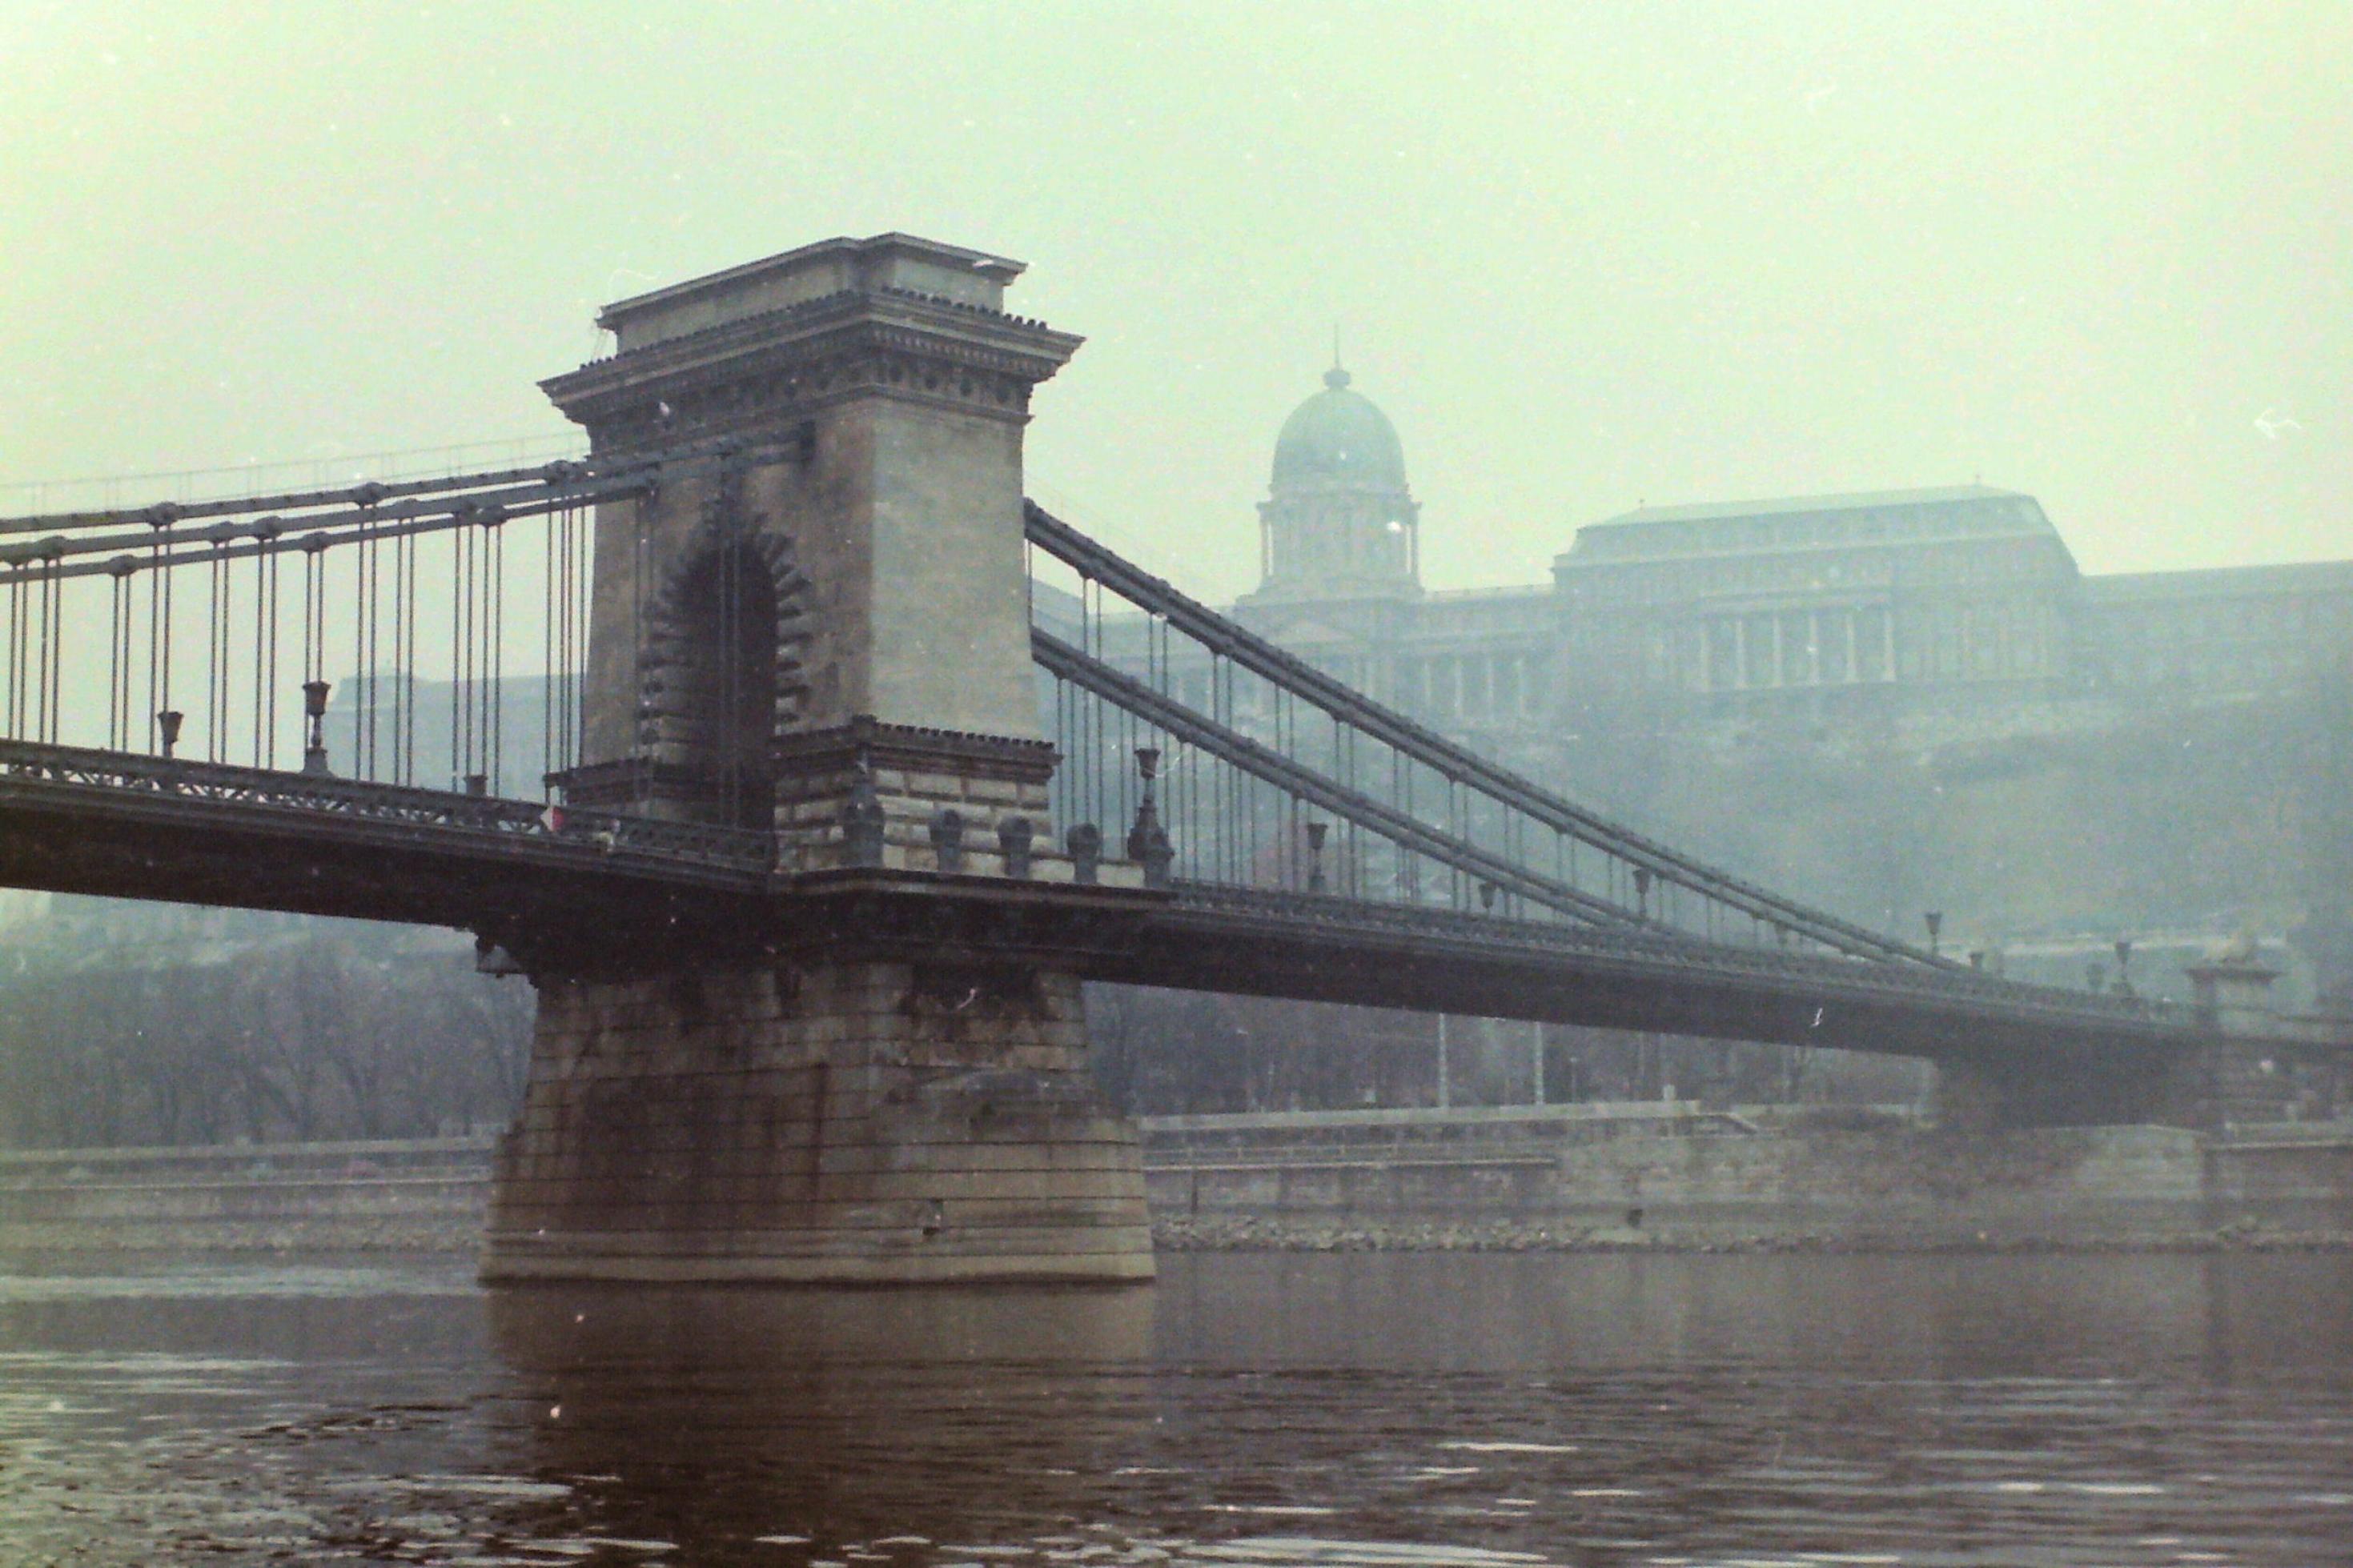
<box><xmin>761</xmin><ymin>716</ymin><xmax>1141</xmax><ymax>884</ymax></box>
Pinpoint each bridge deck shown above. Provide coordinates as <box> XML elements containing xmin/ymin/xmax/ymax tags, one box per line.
<box><xmin>0</xmin><ymin>739</ymin><xmax>2234</xmax><ymax>1069</ymax></box>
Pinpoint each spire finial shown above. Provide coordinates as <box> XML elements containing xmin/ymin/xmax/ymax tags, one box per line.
<box><xmin>1324</xmin><ymin>325</ymin><xmax>1351</xmax><ymax>390</ymax></box>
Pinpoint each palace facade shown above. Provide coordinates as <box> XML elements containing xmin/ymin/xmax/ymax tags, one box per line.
<box><xmin>1112</xmin><ymin>364</ymin><xmax>2353</xmax><ymax>759</ymax></box>
<box><xmin>1066</xmin><ymin>363</ymin><xmax>2353</xmax><ymax>1004</ymax></box>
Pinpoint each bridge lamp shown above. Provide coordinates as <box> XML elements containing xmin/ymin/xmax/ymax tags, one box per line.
<box><xmin>1305</xmin><ymin>820</ymin><xmax>1327</xmax><ymax>893</ymax></box>
<box><xmin>156</xmin><ymin>709</ymin><xmax>183</xmax><ymax>759</ymax></box>
<box><xmin>2114</xmin><ymin>938</ymin><xmax>2134</xmax><ymax>996</ymax></box>
<box><xmin>302</xmin><ymin>680</ymin><xmax>332</xmax><ymax>776</ymax></box>
<box><xmin>1126</xmin><ymin>747</ymin><xmax>1172</xmax><ymax>887</ymax></box>
<box><xmin>1924</xmin><ymin>910</ymin><xmax>1943</xmax><ymax>956</ymax></box>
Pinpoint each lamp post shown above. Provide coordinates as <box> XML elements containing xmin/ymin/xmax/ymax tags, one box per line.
<box><xmin>1126</xmin><ymin>747</ymin><xmax>1171</xmax><ymax>888</ymax></box>
<box><xmin>301</xmin><ymin>680</ymin><xmax>331</xmax><ymax>776</ymax></box>
<box><xmin>156</xmin><ymin>709</ymin><xmax>183</xmax><ymax>760</ymax></box>
<box><xmin>1435</xmin><ymin>1013</ymin><xmax>1450</xmax><ymax>1110</ymax></box>
<box><xmin>2114</xmin><ymin>937</ymin><xmax>2134</xmax><ymax>997</ymax></box>
<box><xmin>1924</xmin><ymin>910</ymin><xmax>1943</xmax><ymax>957</ymax></box>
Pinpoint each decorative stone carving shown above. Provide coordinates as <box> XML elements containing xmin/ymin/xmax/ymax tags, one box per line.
<box><xmin>840</xmin><ymin>757</ymin><xmax>886</xmax><ymax>867</ymax></box>
<box><xmin>544</xmin><ymin>281</ymin><xmax>1082</xmax><ymax>455</ymax></box>
<box><xmin>1066</xmin><ymin>822</ymin><xmax>1102</xmax><ymax>885</ymax></box>
<box><xmin>998</xmin><ymin>814</ymin><xmax>1036</xmax><ymax>879</ymax></box>
<box><xmin>930</xmin><ymin>808</ymin><xmax>966</xmax><ymax>874</ymax></box>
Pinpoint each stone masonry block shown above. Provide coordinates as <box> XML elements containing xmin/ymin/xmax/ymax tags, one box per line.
<box><xmin>488</xmin><ymin>951</ymin><xmax>1146</xmax><ymax>1285</ymax></box>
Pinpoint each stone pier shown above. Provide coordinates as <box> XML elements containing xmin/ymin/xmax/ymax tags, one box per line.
<box><xmin>484</xmin><ymin>960</ymin><xmax>1152</xmax><ymax>1283</ymax></box>
<box><xmin>479</xmin><ymin>233</ymin><xmax>1154</xmax><ymax>1284</ymax></box>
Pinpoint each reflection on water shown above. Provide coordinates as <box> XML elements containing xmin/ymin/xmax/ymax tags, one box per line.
<box><xmin>1158</xmin><ymin>1251</ymin><xmax>2353</xmax><ymax>1382</ymax></box>
<box><xmin>488</xmin><ymin>1282</ymin><xmax>1158</xmax><ymax>1550</ymax></box>
<box><xmin>1</xmin><ymin>1251</ymin><xmax>2350</xmax><ymax>1565</ymax></box>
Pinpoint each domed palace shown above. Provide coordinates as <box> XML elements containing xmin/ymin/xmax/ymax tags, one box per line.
<box><xmin>1232</xmin><ymin>361</ymin><xmax>1559</xmax><ymax>721</ymax></box>
<box><xmin>1210</xmin><ymin>359</ymin><xmax>2353</xmax><ymax>752</ymax></box>
<box><xmin>1245</xmin><ymin>363</ymin><xmax>1421</xmax><ymax>604</ymax></box>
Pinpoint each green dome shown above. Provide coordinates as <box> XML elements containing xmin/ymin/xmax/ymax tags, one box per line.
<box><xmin>1271</xmin><ymin>366</ymin><xmax>1407</xmax><ymax>490</ymax></box>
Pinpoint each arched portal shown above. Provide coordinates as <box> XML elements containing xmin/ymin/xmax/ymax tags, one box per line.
<box><xmin>638</xmin><ymin>531</ymin><xmax>807</xmax><ymax>828</ymax></box>
<box><xmin>676</xmin><ymin>544</ymin><xmax>777</xmax><ymax>827</ymax></box>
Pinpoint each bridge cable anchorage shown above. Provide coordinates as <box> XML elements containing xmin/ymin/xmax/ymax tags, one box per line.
<box><xmin>1022</xmin><ymin>499</ymin><xmax>1956</xmax><ymax>971</ymax></box>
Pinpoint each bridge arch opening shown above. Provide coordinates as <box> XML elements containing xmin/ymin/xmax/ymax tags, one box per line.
<box><xmin>641</xmin><ymin>534</ymin><xmax>805</xmax><ymax>829</ymax></box>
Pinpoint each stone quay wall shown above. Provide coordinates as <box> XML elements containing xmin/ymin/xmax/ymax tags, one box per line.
<box><xmin>5</xmin><ymin>1108</ymin><xmax>2348</xmax><ymax>1256</ymax></box>
<box><xmin>1141</xmin><ymin>1105</ymin><xmax>2353</xmax><ymax>1252</ymax></box>
<box><xmin>0</xmin><ymin>1135</ymin><xmax>494</xmax><ymax>1252</ymax></box>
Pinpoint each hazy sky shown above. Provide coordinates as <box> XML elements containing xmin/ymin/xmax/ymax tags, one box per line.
<box><xmin>3</xmin><ymin>2</ymin><xmax>2346</xmax><ymax>601</ymax></box>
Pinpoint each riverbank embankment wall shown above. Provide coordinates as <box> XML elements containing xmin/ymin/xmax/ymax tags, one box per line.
<box><xmin>0</xmin><ymin>1136</ymin><xmax>493</xmax><ymax>1250</ymax></box>
<box><xmin>2</xmin><ymin>1108</ymin><xmax>2347</xmax><ymax>1253</ymax></box>
<box><xmin>1143</xmin><ymin>1105</ymin><xmax>2353</xmax><ymax>1249</ymax></box>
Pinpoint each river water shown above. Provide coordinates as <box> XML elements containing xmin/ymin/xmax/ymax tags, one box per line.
<box><xmin>1</xmin><ymin>1250</ymin><xmax>2348</xmax><ymax>1566</ymax></box>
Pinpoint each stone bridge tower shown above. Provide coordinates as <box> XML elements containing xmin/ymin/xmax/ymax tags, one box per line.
<box><xmin>481</xmin><ymin>235</ymin><xmax>1154</xmax><ymax>1284</ymax></box>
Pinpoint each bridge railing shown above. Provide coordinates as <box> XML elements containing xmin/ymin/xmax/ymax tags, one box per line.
<box><xmin>0</xmin><ymin>738</ymin><xmax>774</xmax><ymax>873</ymax></box>
<box><xmin>1162</xmin><ymin>880</ymin><xmax>2194</xmax><ymax>1030</ymax></box>
<box><xmin>0</xmin><ymin>436</ymin><xmax>804</xmax><ymax>806</ymax></box>
<box><xmin>0</xmin><ymin>455</ymin><xmax>648</xmax><ymax>796</ymax></box>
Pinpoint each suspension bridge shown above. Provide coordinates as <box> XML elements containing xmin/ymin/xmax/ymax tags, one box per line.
<box><xmin>0</xmin><ymin>232</ymin><xmax>2332</xmax><ymax>1282</ymax></box>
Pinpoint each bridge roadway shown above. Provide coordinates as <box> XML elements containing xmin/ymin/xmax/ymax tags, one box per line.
<box><xmin>0</xmin><ymin>736</ymin><xmax>2215</xmax><ymax>1074</ymax></box>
